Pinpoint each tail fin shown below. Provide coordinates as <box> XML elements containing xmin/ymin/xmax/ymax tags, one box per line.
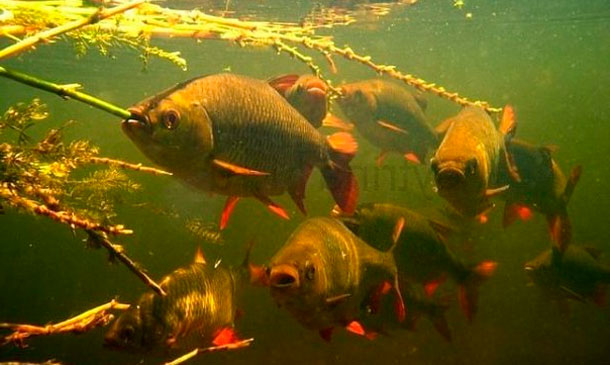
<box><xmin>322</xmin><ymin>132</ymin><xmax>359</xmax><ymax>214</ymax></box>
<box><xmin>547</xmin><ymin>165</ymin><xmax>582</xmax><ymax>252</ymax></box>
<box><xmin>458</xmin><ymin>261</ymin><xmax>497</xmax><ymax>322</ymax></box>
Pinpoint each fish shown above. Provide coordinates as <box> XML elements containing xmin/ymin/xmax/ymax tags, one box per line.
<box><xmin>334</xmin><ymin>202</ymin><xmax>497</xmax><ymax>322</ymax></box>
<box><xmin>334</xmin><ymin>79</ymin><xmax>436</xmax><ymax>166</ymax></box>
<box><xmin>498</xmin><ymin>139</ymin><xmax>582</xmax><ymax>252</ymax></box>
<box><xmin>122</xmin><ymin>73</ymin><xmax>359</xmax><ymax>229</ymax></box>
<box><xmin>268</xmin><ymin>74</ymin><xmax>329</xmax><ymax>129</ymax></box>
<box><xmin>267</xmin><ymin>217</ymin><xmax>405</xmax><ymax>341</ymax></box>
<box><xmin>104</xmin><ymin>247</ymin><xmax>252</xmax><ymax>351</ymax></box>
<box><xmin>525</xmin><ymin>244</ymin><xmax>610</xmax><ymax>307</ymax></box>
<box><xmin>430</xmin><ymin>105</ymin><xmax>520</xmax><ymax>218</ymax></box>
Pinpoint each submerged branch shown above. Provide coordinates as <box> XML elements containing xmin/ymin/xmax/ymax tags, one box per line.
<box><xmin>0</xmin><ymin>185</ymin><xmax>133</xmax><ymax>235</ymax></box>
<box><xmin>86</xmin><ymin>231</ymin><xmax>167</xmax><ymax>296</ymax></box>
<box><xmin>165</xmin><ymin>338</ymin><xmax>254</xmax><ymax>365</ymax></box>
<box><xmin>0</xmin><ymin>66</ymin><xmax>131</xmax><ymax>120</ymax></box>
<box><xmin>0</xmin><ymin>300</ymin><xmax>130</xmax><ymax>347</ymax></box>
<box><xmin>88</xmin><ymin>157</ymin><xmax>172</xmax><ymax>176</ymax></box>
<box><xmin>0</xmin><ymin>0</ymin><xmax>145</xmax><ymax>60</ymax></box>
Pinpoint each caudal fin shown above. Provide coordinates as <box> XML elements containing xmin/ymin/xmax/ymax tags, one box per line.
<box><xmin>458</xmin><ymin>261</ymin><xmax>497</xmax><ymax>322</ymax></box>
<box><xmin>322</xmin><ymin>132</ymin><xmax>359</xmax><ymax>214</ymax></box>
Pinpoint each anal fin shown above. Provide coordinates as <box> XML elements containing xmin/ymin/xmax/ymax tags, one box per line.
<box><xmin>220</xmin><ymin>196</ymin><xmax>240</xmax><ymax>230</ymax></box>
<box><xmin>256</xmin><ymin>195</ymin><xmax>290</xmax><ymax>220</ymax></box>
<box><xmin>212</xmin><ymin>327</ymin><xmax>239</xmax><ymax>346</ymax></box>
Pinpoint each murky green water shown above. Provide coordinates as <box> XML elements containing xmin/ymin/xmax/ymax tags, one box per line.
<box><xmin>1</xmin><ymin>0</ymin><xmax>609</xmax><ymax>364</ymax></box>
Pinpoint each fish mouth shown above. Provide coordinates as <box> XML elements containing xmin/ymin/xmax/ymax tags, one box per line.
<box><xmin>304</xmin><ymin>79</ymin><xmax>327</xmax><ymax>99</ymax></box>
<box><xmin>435</xmin><ymin>167</ymin><xmax>465</xmax><ymax>190</ymax></box>
<box><xmin>269</xmin><ymin>264</ymin><xmax>300</xmax><ymax>289</ymax></box>
<box><xmin>121</xmin><ymin>106</ymin><xmax>151</xmax><ymax>134</ymax></box>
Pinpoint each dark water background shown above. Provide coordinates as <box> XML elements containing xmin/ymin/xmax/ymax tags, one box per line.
<box><xmin>1</xmin><ymin>0</ymin><xmax>609</xmax><ymax>363</ymax></box>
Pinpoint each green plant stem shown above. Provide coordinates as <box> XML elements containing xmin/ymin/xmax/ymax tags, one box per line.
<box><xmin>0</xmin><ymin>66</ymin><xmax>131</xmax><ymax>119</ymax></box>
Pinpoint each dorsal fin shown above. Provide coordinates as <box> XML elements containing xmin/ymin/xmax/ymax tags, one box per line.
<box><xmin>194</xmin><ymin>246</ymin><xmax>206</xmax><ymax>264</ymax></box>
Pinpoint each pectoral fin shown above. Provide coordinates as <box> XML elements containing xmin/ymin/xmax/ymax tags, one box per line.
<box><xmin>326</xmin><ymin>293</ymin><xmax>352</xmax><ymax>305</ymax></box>
<box><xmin>267</xmin><ymin>74</ymin><xmax>300</xmax><ymax>95</ymax></box>
<box><xmin>255</xmin><ymin>195</ymin><xmax>290</xmax><ymax>220</ymax></box>
<box><xmin>485</xmin><ymin>185</ymin><xmax>510</xmax><ymax>198</ymax></box>
<box><xmin>345</xmin><ymin>321</ymin><xmax>377</xmax><ymax>340</ymax></box>
<box><xmin>194</xmin><ymin>246</ymin><xmax>206</xmax><ymax>264</ymax></box>
<box><xmin>392</xmin><ymin>217</ymin><xmax>405</xmax><ymax>244</ymax></box>
<box><xmin>377</xmin><ymin>120</ymin><xmax>408</xmax><ymax>135</ymax></box>
<box><xmin>212</xmin><ymin>327</ymin><xmax>239</xmax><ymax>346</ymax></box>
<box><xmin>212</xmin><ymin>159</ymin><xmax>269</xmax><ymax>176</ymax></box>
<box><xmin>322</xmin><ymin>113</ymin><xmax>354</xmax><ymax>131</ymax></box>
<box><xmin>220</xmin><ymin>196</ymin><xmax>240</xmax><ymax>230</ymax></box>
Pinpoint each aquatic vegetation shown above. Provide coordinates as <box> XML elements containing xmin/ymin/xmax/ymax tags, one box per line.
<box><xmin>0</xmin><ymin>0</ymin><xmax>498</xmax><ymax>111</ymax></box>
<box><xmin>0</xmin><ymin>98</ymin><xmax>168</xmax><ymax>295</ymax></box>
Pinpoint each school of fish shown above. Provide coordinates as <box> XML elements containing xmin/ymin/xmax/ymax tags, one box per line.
<box><xmin>109</xmin><ymin>70</ymin><xmax>604</xmax><ymax>360</ymax></box>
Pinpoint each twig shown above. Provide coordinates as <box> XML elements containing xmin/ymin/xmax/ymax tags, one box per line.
<box><xmin>88</xmin><ymin>157</ymin><xmax>172</xmax><ymax>176</ymax></box>
<box><xmin>0</xmin><ymin>185</ymin><xmax>133</xmax><ymax>235</ymax></box>
<box><xmin>0</xmin><ymin>361</ymin><xmax>62</xmax><ymax>365</ymax></box>
<box><xmin>0</xmin><ymin>66</ymin><xmax>131</xmax><ymax>119</ymax></box>
<box><xmin>0</xmin><ymin>0</ymin><xmax>145</xmax><ymax>60</ymax></box>
<box><xmin>0</xmin><ymin>300</ymin><xmax>130</xmax><ymax>347</ymax></box>
<box><xmin>86</xmin><ymin>230</ymin><xmax>167</xmax><ymax>296</ymax></box>
<box><xmin>165</xmin><ymin>338</ymin><xmax>254</xmax><ymax>365</ymax></box>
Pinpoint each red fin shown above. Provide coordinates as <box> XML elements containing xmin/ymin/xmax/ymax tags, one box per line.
<box><xmin>593</xmin><ymin>287</ymin><xmax>606</xmax><ymax>307</ymax></box>
<box><xmin>345</xmin><ymin>321</ymin><xmax>377</xmax><ymax>340</ymax></box>
<box><xmin>319</xmin><ymin>327</ymin><xmax>333</xmax><ymax>342</ymax></box>
<box><xmin>322</xmin><ymin>134</ymin><xmax>359</xmax><ymax>214</ymax></box>
<box><xmin>256</xmin><ymin>195</ymin><xmax>290</xmax><ymax>220</ymax></box>
<box><xmin>220</xmin><ymin>196</ymin><xmax>240</xmax><ymax>230</ymax></box>
<box><xmin>194</xmin><ymin>246</ymin><xmax>206</xmax><ymax>265</ymax></box>
<box><xmin>377</xmin><ymin>120</ymin><xmax>408</xmax><ymax>134</ymax></box>
<box><xmin>212</xmin><ymin>327</ymin><xmax>238</xmax><ymax>346</ymax></box>
<box><xmin>249</xmin><ymin>263</ymin><xmax>270</xmax><ymax>287</ymax></box>
<box><xmin>289</xmin><ymin>165</ymin><xmax>313</xmax><ymax>215</ymax></box>
<box><xmin>503</xmin><ymin>202</ymin><xmax>533</xmax><ymax>227</ymax></box>
<box><xmin>369</xmin><ymin>281</ymin><xmax>392</xmax><ymax>314</ymax></box>
<box><xmin>267</xmin><ymin>74</ymin><xmax>300</xmax><ymax>95</ymax></box>
<box><xmin>404</xmin><ymin>152</ymin><xmax>421</xmax><ymax>164</ymax></box>
<box><xmin>327</xmin><ymin>132</ymin><xmax>358</xmax><ymax>158</ymax></box>
<box><xmin>432</xmin><ymin>316</ymin><xmax>452</xmax><ymax>342</ymax></box>
<box><xmin>393</xmin><ymin>284</ymin><xmax>407</xmax><ymax>323</ymax></box>
<box><xmin>478</xmin><ymin>214</ymin><xmax>488</xmax><ymax>224</ymax></box>
<box><xmin>212</xmin><ymin>159</ymin><xmax>269</xmax><ymax>176</ymax></box>
<box><xmin>458</xmin><ymin>285</ymin><xmax>475</xmax><ymax>322</ymax></box>
<box><xmin>474</xmin><ymin>261</ymin><xmax>498</xmax><ymax>278</ymax></box>
<box><xmin>375</xmin><ymin>151</ymin><xmax>388</xmax><ymax>167</ymax></box>
<box><xmin>322</xmin><ymin>113</ymin><xmax>354</xmax><ymax>131</ymax></box>
<box><xmin>424</xmin><ymin>276</ymin><xmax>446</xmax><ymax>297</ymax></box>
<box><xmin>547</xmin><ymin>213</ymin><xmax>571</xmax><ymax>252</ymax></box>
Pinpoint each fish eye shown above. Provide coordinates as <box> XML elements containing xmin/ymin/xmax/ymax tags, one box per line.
<box><xmin>305</xmin><ymin>265</ymin><xmax>315</xmax><ymax>281</ymax></box>
<box><xmin>466</xmin><ymin>159</ymin><xmax>477</xmax><ymax>175</ymax></box>
<box><xmin>162</xmin><ymin>109</ymin><xmax>180</xmax><ymax>130</ymax></box>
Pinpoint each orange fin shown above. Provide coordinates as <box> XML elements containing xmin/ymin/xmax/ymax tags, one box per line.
<box><xmin>375</xmin><ymin>151</ymin><xmax>388</xmax><ymax>167</ymax></box>
<box><xmin>256</xmin><ymin>195</ymin><xmax>290</xmax><ymax>220</ymax></box>
<box><xmin>267</xmin><ymin>74</ymin><xmax>300</xmax><ymax>95</ymax></box>
<box><xmin>327</xmin><ymin>132</ymin><xmax>358</xmax><ymax>157</ymax></box>
<box><xmin>322</xmin><ymin>134</ymin><xmax>359</xmax><ymax>214</ymax></box>
<box><xmin>289</xmin><ymin>165</ymin><xmax>313</xmax><ymax>215</ymax></box>
<box><xmin>220</xmin><ymin>196</ymin><xmax>240</xmax><ymax>230</ymax></box>
<box><xmin>498</xmin><ymin>105</ymin><xmax>517</xmax><ymax>138</ymax></box>
<box><xmin>393</xmin><ymin>282</ymin><xmax>407</xmax><ymax>323</ymax></box>
<box><xmin>377</xmin><ymin>120</ymin><xmax>408</xmax><ymax>134</ymax></box>
<box><xmin>319</xmin><ymin>327</ymin><xmax>333</xmax><ymax>342</ymax></box>
<box><xmin>392</xmin><ymin>217</ymin><xmax>405</xmax><ymax>244</ymax></box>
<box><xmin>345</xmin><ymin>321</ymin><xmax>377</xmax><ymax>340</ymax></box>
<box><xmin>474</xmin><ymin>261</ymin><xmax>498</xmax><ymax>278</ymax></box>
<box><xmin>369</xmin><ymin>281</ymin><xmax>392</xmax><ymax>314</ymax></box>
<box><xmin>404</xmin><ymin>152</ymin><xmax>421</xmax><ymax>164</ymax></box>
<box><xmin>322</xmin><ymin>113</ymin><xmax>354</xmax><ymax>131</ymax></box>
<box><xmin>563</xmin><ymin>165</ymin><xmax>582</xmax><ymax>203</ymax></box>
<box><xmin>326</xmin><ymin>293</ymin><xmax>352</xmax><ymax>305</ymax></box>
<box><xmin>503</xmin><ymin>203</ymin><xmax>533</xmax><ymax>228</ymax></box>
<box><xmin>212</xmin><ymin>327</ymin><xmax>238</xmax><ymax>346</ymax></box>
<box><xmin>424</xmin><ymin>277</ymin><xmax>446</xmax><ymax>297</ymax></box>
<box><xmin>458</xmin><ymin>285</ymin><xmax>475</xmax><ymax>322</ymax></box>
<box><xmin>478</xmin><ymin>214</ymin><xmax>488</xmax><ymax>224</ymax></box>
<box><xmin>212</xmin><ymin>159</ymin><xmax>269</xmax><ymax>176</ymax></box>
<box><xmin>434</xmin><ymin>117</ymin><xmax>456</xmax><ymax>138</ymax></box>
<box><xmin>194</xmin><ymin>246</ymin><xmax>206</xmax><ymax>265</ymax></box>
